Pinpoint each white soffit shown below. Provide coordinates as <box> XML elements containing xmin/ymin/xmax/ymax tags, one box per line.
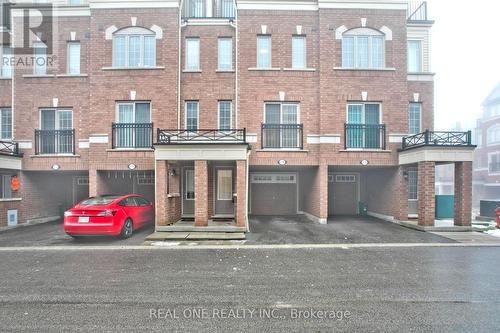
<box><xmin>319</xmin><ymin>0</ymin><xmax>407</xmax><ymax>10</ymax></box>
<box><xmin>89</xmin><ymin>0</ymin><xmax>179</xmax><ymax>9</ymax></box>
<box><xmin>155</xmin><ymin>145</ymin><xmax>248</xmax><ymax>161</ymax></box>
<box><xmin>237</xmin><ymin>1</ymin><xmax>319</xmax><ymax>11</ymax></box>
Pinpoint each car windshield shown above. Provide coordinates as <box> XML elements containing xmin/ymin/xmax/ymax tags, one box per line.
<box><xmin>79</xmin><ymin>196</ymin><xmax>121</xmax><ymax>207</ymax></box>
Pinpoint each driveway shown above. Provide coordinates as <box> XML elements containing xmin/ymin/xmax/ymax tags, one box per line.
<box><xmin>0</xmin><ymin>220</ymin><xmax>153</xmax><ymax>247</ymax></box>
<box><xmin>246</xmin><ymin>215</ymin><xmax>455</xmax><ymax>244</ymax></box>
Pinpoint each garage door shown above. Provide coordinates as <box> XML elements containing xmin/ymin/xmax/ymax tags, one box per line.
<box><xmin>250</xmin><ymin>173</ymin><xmax>297</xmax><ymax>215</ymax></box>
<box><xmin>328</xmin><ymin>174</ymin><xmax>359</xmax><ymax>216</ymax></box>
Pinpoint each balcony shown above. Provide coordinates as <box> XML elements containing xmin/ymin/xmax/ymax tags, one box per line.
<box><xmin>112</xmin><ymin>123</ymin><xmax>153</xmax><ymax>149</ymax></box>
<box><xmin>182</xmin><ymin>0</ymin><xmax>235</xmax><ymax>20</ymax></box>
<box><xmin>401</xmin><ymin>130</ymin><xmax>474</xmax><ymax>151</ymax></box>
<box><xmin>344</xmin><ymin>124</ymin><xmax>387</xmax><ymax>150</ymax></box>
<box><xmin>35</xmin><ymin>129</ymin><xmax>75</xmax><ymax>155</ymax></box>
<box><xmin>156</xmin><ymin>129</ymin><xmax>246</xmax><ymax>145</ymax></box>
<box><xmin>407</xmin><ymin>1</ymin><xmax>433</xmax><ymax>24</ymax></box>
<box><xmin>0</xmin><ymin>140</ymin><xmax>20</xmax><ymax>157</ymax></box>
<box><xmin>261</xmin><ymin>124</ymin><xmax>304</xmax><ymax>150</ymax></box>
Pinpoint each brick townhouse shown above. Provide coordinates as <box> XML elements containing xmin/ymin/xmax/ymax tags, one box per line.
<box><xmin>0</xmin><ymin>0</ymin><xmax>475</xmax><ymax>231</ymax></box>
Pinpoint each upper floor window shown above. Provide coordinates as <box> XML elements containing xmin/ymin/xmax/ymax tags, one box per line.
<box><xmin>342</xmin><ymin>28</ymin><xmax>385</xmax><ymax>69</ymax></box>
<box><xmin>0</xmin><ymin>47</ymin><xmax>12</xmax><ymax>78</ymax></box>
<box><xmin>292</xmin><ymin>36</ymin><xmax>306</xmax><ymax>69</ymax></box>
<box><xmin>112</xmin><ymin>27</ymin><xmax>156</xmax><ymax>68</ymax></box>
<box><xmin>408</xmin><ymin>40</ymin><xmax>423</xmax><ymax>72</ymax></box>
<box><xmin>115</xmin><ymin>102</ymin><xmax>151</xmax><ymax>148</ymax></box>
<box><xmin>408</xmin><ymin>103</ymin><xmax>422</xmax><ymax>135</ymax></box>
<box><xmin>67</xmin><ymin>42</ymin><xmax>80</xmax><ymax>75</ymax></box>
<box><xmin>185</xmin><ymin>38</ymin><xmax>200</xmax><ymax>71</ymax></box>
<box><xmin>34</xmin><ymin>42</ymin><xmax>47</xmax><ymax>75</ymax></box>
<box><xmin>0</xmin><ymin>1</ymin><xmax>11</xmax><ymax>30</ymax></box>
<box><xmin>218</xmin><ymin>101</ymin><xmax>232</xmax><ymax>130</ymax></box>
<box><xmin>489</xmin><ymin>153</ymin><xmax>500</xmax><ymax>173</ymax></box>
<box><xmin>185</xmin><ymin>101</ymin><xmax>199</xmax><ymax>131</ymax></box>
<box><xmin>218</xmin><ymin>38</ymin><xmax>232</xmax><ymax>71</ymax></box>
<box><xmin>486</xmin><ymin>104</ymin><xmax>500</xmax><ymax>118</ymax></box>
<box><xmin>476</xmin><ymin>129</ymin><xmax>482</xmax><ymax>147</ymax></box>
<box><xmin>38</xmin><ymin>109</ymin><xmax>74</xmax><ymax>155</ymax></box>
<box><xmin>257</xmin><ymin>35</ymin><xmax>271</xmax><ymax>69</ymax></box>
<box><xmin>0</xmin><ymin>108</ymin><xmax>12</xmax><ymax>140</ymax></box>
<box><xmin>487</xmin><ymin>125</ymin><xmax>500</xmax><ymax>145</ymax></box>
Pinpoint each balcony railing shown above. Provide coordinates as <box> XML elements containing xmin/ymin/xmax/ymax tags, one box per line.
<box><xmin>182</xmin><ymin>0</ymin><xmax>235</xmax><ymax>19</ymax></box>
<box><xmin>344</xmin><ymin>124</ymin><xmax>387</xmax><ymax>150</ymax></box>
<box><xmin>35</xmin><ymin>129</ymin><xmax>75</xmax><ymax>155</ymax></box>
<box><xmin>156</xmin><ymin>129</ymin><xmax>246</xmax><ymax>144</ymax></box>
<box><xmin>112</xmin><ymin>123</ymin><xmax>153</xmax><ymax>149</ymax></box>
<box><xmin>402</xmin><ymin>130</ymin><xmax>474</xmax><ymax>151</ymax></box>
<box><xmin>261</xmin><ymin>124</ymin><xmax>303</xmax><ymax>150</ymax></box>
<box><xmin>407</xmin><ymin>1</ymin><xmax>432</xmax><ymax>23</ymax></box>
<box><xmin>0</xmin><ymin>140</ymin><xmax>20</xmax><ymax>156</ymax></box>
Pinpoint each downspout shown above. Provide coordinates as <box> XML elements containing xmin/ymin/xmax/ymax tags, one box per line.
<box><xmin>233</xmin><ymin>0</ymin><xmax>238</xmax><ymax>129</ymax></box>
<box><xmin>178</xmin><ymin>0</ymin><xmax>186</xmax><ymax>129</ymax></box>
<box><xmin>246</xmin><ymin>150</ymin><xmax>250</xmax><ymax>232</ymax></box>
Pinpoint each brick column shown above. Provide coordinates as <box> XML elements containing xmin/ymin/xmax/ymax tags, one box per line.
<box><xmin>236</xmin><ymin>160</ymin><xmax>247</xmax><ymax>228</ymax></box>
<box><xmin>194</xmin><ymin>160</ymin><xmax>208</xmax><ymax>227</ymax></box>
<box><xmin>155</xmin><ymin>160</ymin><xmax>168</xmax><ymax>226</ymax></box>
<box><xmin>89</xmin><ymin>168</ymin><xmax>98</xmax><ymax>197</ymax></box>
<box><xmin>318</xmin><ymin>163</ymin><xmax>328</xmax><ymax>224</ymax></box>
<box><xmin>454</xmin><ymin>161</ymin><xmax>472</xmax><ymax>226</ymax></box>
<box><xmin>393</xmin><ymin>166</ymin><xmax>409</xmax><ymax>221</ymax></box>
<box><xmin>418</xmin><ymin>161</ymin><xmax>435</xmax><ymax>227</ymax></box>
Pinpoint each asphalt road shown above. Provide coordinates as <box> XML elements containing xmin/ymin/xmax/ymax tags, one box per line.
<box><xmin>0</xmin><ymin>246</ymin><xmax>499</xmax><ymax>332</ymax></box>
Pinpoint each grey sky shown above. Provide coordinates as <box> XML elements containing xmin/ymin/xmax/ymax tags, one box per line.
<box><xmin>428</xmin><ymin>0</ymin><xmax>500</xmax><ymax>130</ymax></box>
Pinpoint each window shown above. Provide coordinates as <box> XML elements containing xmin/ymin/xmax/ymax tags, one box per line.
<box><xmin>408</xmin><ymin>40</ymin><xmax>423</xmax><ymax>72</ymax></box>
<box><xmin>185</xmin><ymin>169</ymin><xmax>195</xmax><ymax>200</ymax></box>
<box><xmin>487</xmin><ymin>125</ymin><xmax>500</xmax><ymax>145</ymax></box>
<box><xmin>476</xmin><ymin>129</ymin><xmax>482</xmax><ymax>147</ymax></box>
<box><xmin>0</xmin><ymin>47</ymin><xmax>12</xmax><ymax>78</ymax></box>
<box><xmin>217</xmin><ymin>170</ymin><xmax>233</xmax><ymax>201</ymax></box>
<box><xmin>263</xmin><ymin>103</ymin><xmax>300</xmax><ymax>149</ymax></box>
<box><xmin>292</xmin><ymin>36</ymin><xmax>306</xmax><ymax>69</ymax></box>
<box><xmin>486</xmin><ymin>104</ymin><xmax>500</xmax><ymax>118</ymax></box>
<box><xmin>218</xmin><ymin>101</ymin><xmax>232</xmax><ymax>131</ymax></box>
<box><xmin>335</xmin><ymin>175</ymin><xmax>356</xmax><ymax>183</ymax></box>
<box><xmin>0</xmin><ymin>174</ymin><xmax>12</xmax><ymax>199</ymax></box>
<box><xmin>257</xmin><ymin>35</ymin><xmax>271</xmax><ymax>69</ymax></box>
<box><xmin>408</xmin><ymin>168</ymin><xmax>418</xmax><ymax>200</ymax></box>
<box><xmin>67</xmin><ymin>42</ymin><xmax>80</xmax><ymax>75</ymax></box>
<box><xmin>185</xmin><ymin>38</ymin><xmax>200</xmax><ymax>71</ymax></box>
<box><xmin>68</xmin><ymin>0</ymin><xmax>84</xmax><ymax>6</ymax></box>
<box><xmin>38</xmin><ymin>109</ymin><xmax>73</xmax><ymax>154</ymax></box>
<box><xmin>408</xmin><ymin>103</ymin><xmax>422</xmax><ymax>135</ymax></box>
<box><xmin>1</xmin><ymin>1</ymin><xmax>11</xmax><ymax>30</ymax></box>
<box><xmin>346</xmin><ymin>103</ymin><xmax>382</xmax><ymax>149</ymax></box>
<box><xmin>342</xmin><ymin>28</ymin><xmax>385</xmax><ymax>69</ymax></box>
<box><xmin>34</xmin><ymin>42</ymin><xmax>47</xmax><ymax>75</ymax></box>
<box><xmin>185</xmin><ymin>101</ymin><xmax>199</xmax><ymax>131</ymax></box>
<box><xmin>489</xmin><ymin>153</ymin><xmax>500</xmax><ymax>173</ymax></box>
<box><xmin>186</xmin><ymin>0</ymin><xmax>205</xmax><ymax>18</ymax></box>
<box><xmin>115</xmin><ymin>102</ymin><xmax>151</xmax><ymax>148</ymax></box>
<box><xmin>218</xmin><ymin>38</ymin><xmax>233</xmax><ymax>71</ymax></box>
<box><xmin>112</xmin><ymin>27</ymin><xmax>156</xmax><ymax>68</ymax></box>
<box><xmin>0</xmin><ymin>108</ymin><xmax>12</xmax><ymax>140</ymax></box>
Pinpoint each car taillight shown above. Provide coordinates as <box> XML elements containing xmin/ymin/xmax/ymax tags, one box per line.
<box><xmin>97</xmin><ymin>210</ymin><xmax>117</xmax><ymax>217</ymax></box>
<box><xmin>64</xmin><ymin>211</ymin><xmax>73</xmax><ymax>217</ymax></box>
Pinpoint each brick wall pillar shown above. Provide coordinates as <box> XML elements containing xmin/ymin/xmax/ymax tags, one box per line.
<box><xmin>418</xmin><ymin>161</ymin><xmax>435</xmax><ymax>227</ymax></box>
<box><xmin>236</xmin><ymin>160</ymin><xmax>247</xmax><ymax>228</ymax></box>
<box><xmin>195</xmin><ymin>160</ymin><xmax>208</xmax><ymax>227</ymax></box>
<box><xmin>393</xmin><ymin>166</ymin><xmax>409</xmax><ymax>221</ymax></box>
<box><xmin>319</xmin><ymin>163</ymin><xmax>328</xmax><ymax>224</ymax></box>
<box><xmin>454</xmin><ymin>161</ymin><xmax>472</xmax><ymax>226</ymax></box>
<box><xmin>89</xmin><ymin>168</ymin><xmax>98</xmax><ymax>197</ymax></box>
<box><xmin>155</xmin><ymin>160</ymin><xmax>168</xmax><ymax>227</ymax></box>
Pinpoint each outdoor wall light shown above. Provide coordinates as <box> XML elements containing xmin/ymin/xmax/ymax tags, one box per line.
<box><xmin>403</xmin><ymin>171</ymin><xmax>409</xmax><ymax>180</ymax></box>
<box><xmin>278</xmin><ymin>160</ymin><xmax>287</xmax><ymax>166</ymax></box>
<box><xmin>52</xmin><ymin>164</ymin><xmax>61</xmax><ymax>171</ymax></box>
<box><xmin>169</xmin><ymin>169</ymin><xmax>176</xmax><ymax>177</ymax></box>
<box><xmin>360</xmin><ymin>159</ymin><xmax>369</xmax><ymax>166</ymax></box>
<box><xmin>128</xmin><ymin>164</ymin><xmax>137</xmax><ymax>170</ymax></box>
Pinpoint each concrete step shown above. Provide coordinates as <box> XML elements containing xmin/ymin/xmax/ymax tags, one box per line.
<box><xmin>146</xmin><ymin>232</ymin><xmax>246</xmax><ymax>241</ymax></box>
<box><xmin>156</xmin><ymin>226</ymin><xmax>246</xmax><ymax>233</ymax></box>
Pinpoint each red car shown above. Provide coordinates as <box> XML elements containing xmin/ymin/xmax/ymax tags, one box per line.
<box><xmin>64</xmin><ymin>194</ymin><xmax>154</xmax><ymax>239</ymax></box>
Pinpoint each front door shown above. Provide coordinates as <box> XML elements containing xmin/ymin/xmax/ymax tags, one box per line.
<box><xmin>182</xmin><ymin>167</ymin><xmax>195</xmax><ymax>217</ymax></box>
<box><xmin>215</xmin><ymin>168</ymin><xmax>234</xmax><ymax>216</ymax></box>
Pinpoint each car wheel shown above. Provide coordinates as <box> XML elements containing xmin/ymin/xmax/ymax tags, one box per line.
<box><xmin>120</xmin><ymin>219</ymin><xmax>133</xmax><ymax>239</ymax></box>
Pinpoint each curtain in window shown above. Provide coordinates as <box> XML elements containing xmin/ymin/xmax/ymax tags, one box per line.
<box><xmin>68</xmin><ymin>43</ymin><xmax>80</xmax><ymax>74</ymax></box>
<box><xmin>0</xmin><ymin>108</ymin><xmax>12</xmax><ymax>140</ymax></box>
<box><xmin>282</xmin><ymin>105</ymin><xmax>298</xmax><ymax>148</ymax></box>
<box><xmin>347</xmin><ymin>105</ymin><xmax>363</xmax><ymax>148</ymax></box>
<box><xmin>257</xmin><ymin>36</ymin><xmax>271</xmax><ymax>69</ymax></box>
<box><xmin>408</xmin><ymin>103</ymin><xmax>422</xmax><ymax>135</ymax></box>
<box><xmin>342</xmin><ymin>37</ymin><xmax>354</xmax><ymax>68</ymax></box>
<box><xmin>189</xmin><ymin>0</ymin><xmax>204</xmax><ymax>17</ymax></box>
<box><xmin>135</xmin><ymin>103</ymin><xmax>151</xmax><ymax>147</ymax></box>
<box><xmin>186</xmin><ymin>39</ymin><xmax>200</xmax><ymax>70</ymax></box>
<box><xmin>144</xmin><ymin>36</ymin><xmax>156</xmax><ymax>67</ymax></box>
<box><xmin>371</xmin><ymin>36</ymin><xmax>384</xmax><ymax>68</ymax></box>
<box><xmin>40</xmin><ymin>110</ymin><xmax>55</xmax><ymax>154</ymax></box>
<box><xmin>292</xmin><ymin>37</ymin><xmax>306</xmax><ymax>69</ymax></box>
<box><xmin>408</xmin><ymin>40</ymin><xmax>422</xmax><ymax>72</ymax></box>
<box><xmin>217</xmin><ymin>170</ymin><xmax>232</xmax><ymax>200</ymax></box>
<box><xmin>357</xmin><ymin>37</ymin><xmax>369</xmax><ymax>68</ymax></box>
<box><xmin>218</xmin><ymin>38</ymin><xmax>232</xmax><ymax>70</ymax></box>
<box><xmin>219</xmin><ymin>102</ymin><xmax>231</xmax><ymax>131</ymax></box>
<box><xmin>186</xmin><ymin>102</ymin><xmax>198</xmax><ymax>132</ymax></box>
<box><xmin>58</xmin><ymin>111</ymin><xmax>73</xmax><ymax>153</ymax></box>
<box><xmin>128</xmin><ymin>36</ymin><xmax>141</xmax><ymax>67</ymax></box>
<box><xmin>264</xmin><ymin>104</ymin><xmax>280</xmax><ymax>148</ymax></box>
<box><xmin>113</xmin><ymin>36</ymin><xmax>126</xmax><ymax>67</ymax></box>
<box><xmin>118</xmin><ymin>104</ymin><xmax>134</xmax><ymax>147</ymax></box>
<box><xmin>364</xmin><ymin>104</ymin><xmax>380</xmax><ymax>149</ymax></box>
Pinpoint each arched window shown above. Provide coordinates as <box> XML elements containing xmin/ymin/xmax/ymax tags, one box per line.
<box><xmin>487</xmin><ymin>125</ymin><xmax>500</xmax><ymax>145</ymax></box>
<box><xmin>112</xmin><ymin>27</ymin><xmax>156</xmax><ymax>68</ymax></box>
<box><xmin>342</xmin><ymin>28</ymin><xmax>385</xmax><ymax>69</ymax></box>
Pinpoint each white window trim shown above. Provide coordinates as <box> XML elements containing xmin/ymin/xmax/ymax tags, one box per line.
<box><xmin>184</xmin><ymin>101</ymin><xmax>200</xmax><ymax>131</ymax></box>
<box><xmin>263</xmin><ymin>102</ymin><xmax>301</xmax><ymax>124</ymax></box>
<box><xmin>487</xmin><ymin>125</ymin><xmax>500</xmax><ymax>145</ymax></box>
<box><xmin>33</xmin><ymin>42</ymin><xmax>48</xmax><ymax>75</ymax></box>
<box><xmin>407</xmin><ymin>39</ymin><xmax>424</xmax><ymax>73</ymax></box>
<box><xmin>257</xmin><ymin>35</ymin><xmax>272</xmax><ymax>69</ymax></box>
<box><xmin>342</xmin><ymin>29</ymin><xmax>386</xmax><ymax>69</ymax></box>
<box><xmin>217</xmin><ymin>37</ymin><xmax>233</xmax><ymax>71</ymax></box>
<box><xmin>292</xmin><ymin>35</ymin><xmax>307</xmax><ymax>69</ymax></box>
<box><xmin>185</xmin><ymin>38</ymin><xmax>201</xmax><ymax>71</ymax></box>
<box><xmin>488</xmin><ymin>152</ymin><xmax>500</xmax><ymax>175</ymax></box>
<box><xmin>67</xmin><ymin>42</ymin><xmax>81</xmax><ymax>75</ymax></box>
<box><xmin>408</xmin><ymin>102</ymin><xmax>422</xmax><ymax>135</ymax></box>
<box><xmin>112</xmin><ymin>29</ymin><xmax>156</xmax><ymax>68</ymax></box>
<box><xmin>39</xmin><ymin>109</ymin><xmax>73</xmax><ymax>130</ymax></box>
<box><xmin>0</xmin><ymin>108</ymin><xmax>12</xmax><ymax>140</ymax></box>
<box><xmin>115</xmin><ymin>102</ymin><xmax>152</xmax><ymax>123</ymax></box>
<box><xmin>345</xmin><ymin>102</ymin><xmax>383</xmax><ymax>124</ymax></box>
<box><xmin>217</xmin><ymin>101</ymin><xmax>232</xmax><ymax>130</ymax></box>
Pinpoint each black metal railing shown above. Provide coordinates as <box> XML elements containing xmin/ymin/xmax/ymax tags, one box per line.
<box><xmin>261</xmin><ymin>124</ymin><xmax>303</xmax><ymax>150</ymax></box>
<box><xmin>407</xmin><ymin>1</ymin><xmax>431</xmax><ymax>23</ymax></box>
<box><xmin>402</xmin><ymin>130</ymin><xmax>473</xmax><ymax>150</ymax></box>
<box><xmin>112</xmin><ymin>123</ymin><xmax>153</xmax><ymax>149</ymax></box>
<box><xmin>35</xmin><ymin>129</ymin><xmax>75</xmax><ymax>155</ymax></box>
<box><xmin>1</xmin><ymin>1</ymin><xmax>11</xmax><ymax>30</ymax></box>
<box><xmin>156</xmin><ymin>129</ymin><xmax>246</xmax><ymax>144</ymax></box>
<box><xmin>182</xmin><ymin>0</ymin><xmax>235</xmax><ymax>19</ymax></box>
<box><xmin>0</xmin><ymin>140</ymin><xmax>20</xmax><ymax>156</ymax></box>
<box><xmin>345</xmin><ymin>124</ymin><xmax>386</xmax><ymax>150</ymax></box>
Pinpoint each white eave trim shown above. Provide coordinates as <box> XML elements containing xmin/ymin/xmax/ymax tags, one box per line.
<box><xmin>318</xmin><ymin>0</ymin><xmax>407</xmax><ymax>10</ymax></box>
<box><xmin>237</xmin><ymin>0</ymin><xmax>318</xmax><ymax>11</ymax></box>
<box><xmin>89</xmin><ymin>0</ymin><xmax>179</xmax><ymax>9</ymax></box>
